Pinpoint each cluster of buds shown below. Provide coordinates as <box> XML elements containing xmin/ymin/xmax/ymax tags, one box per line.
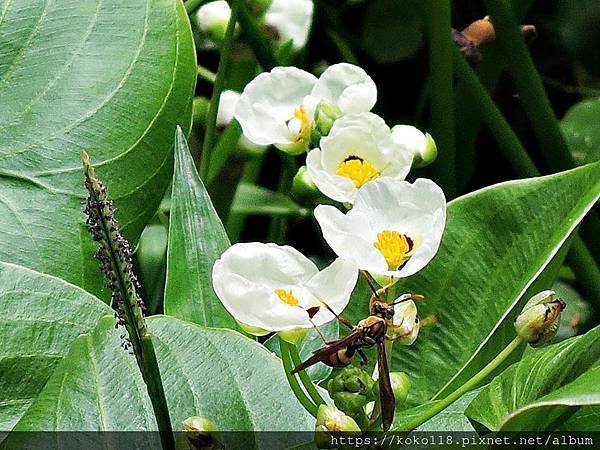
<box><xmin>327</xmin><ymin>366</ymin><xmax>375</xmax><ymax>429</ymax></box>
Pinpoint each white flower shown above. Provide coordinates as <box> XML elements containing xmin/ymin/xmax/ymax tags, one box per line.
<box><xmin>265</xmin><ymin>0</ymin><xmax>314</xmax><ymax>50</ymax></box>
<box><xmin>196</xmin><ymin>1</ymin><xmax>233</xmax><ymax>46</ymax></box>
<box><xmin>235</xmin><ymin>64</ymin><xmax>376</xmax><ymax>154</ymax></box>
<box><xmin>391</xmin><ymin>125</ymin><xmax>437</xmax><ymax>168</ymax></box>
<box><xmin>216</xmin><ymin>90</ymin><xmax>240</xmax><ymax>128</ymax></box>
<box><xmin>212</xmin><ymin>242</ymin><xmax>358</xmax><ymax>336</ymax></box>
<box><xmin>314</xmin><ymin>177</ymin><xmax>446</xmax><ymax>280</ymax></box>
<box><xmin>387</xmin><ymin>298</ymin><xmax>419</xmax><ymax>345</ymax></box>
<box><xmin>306</xmin><ymin>113</ymin><xmax>413</xmax><ymax>204</ymax></box>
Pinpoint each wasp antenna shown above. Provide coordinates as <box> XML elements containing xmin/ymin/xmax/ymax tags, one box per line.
<box><xmin>360</xmin><ymin>270</ymin><xmax>379</xmax><ymax>297</ymax></box>
<box><xmin>391</xmin><ymin>293</ymin><xmax>425</xmax><ymax>305</ymax></box>
<box><xmin>318</xmin><ymin>298</ymin><xmax>354</xmax><ymax>330</ymax></box>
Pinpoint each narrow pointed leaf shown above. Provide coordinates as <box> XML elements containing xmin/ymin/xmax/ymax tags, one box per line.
<box><xmin>164</xmin><ymin>128</ymin><xmax>237</xmax><ymax>328</ymax></box>
<box><xmin>466</xmin><ymin>326</ymin><xmax>600</xmax><ymax>431</ymax></box>
<box><xmin>0</xmin><ymin>0</ymin><xmax>196</xmax><ymax>296</ymax></box>
<box><xmin>0</xmin><ymin>262</ymin><xmax>110</xmax><ymax>432</ymax></box>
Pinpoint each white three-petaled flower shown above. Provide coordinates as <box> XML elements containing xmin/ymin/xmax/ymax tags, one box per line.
<box><xmin>212</xmin><ymin>242</ymin><xmax>357</xmax><ymax>340</ymax></box>
<box><xmin>306</xmin><ymin>112</ymin><xmax>413</xmax><ymax>204</ymax></box>
<box><xmin>314</xmin><ymin>177</ymin><xmax>446</xmax><ymax>282</ymax></box>
<box><xmin>235</xmin><ymin>63</ymin><xmax>377</xmax><ymax>154</ymax></box>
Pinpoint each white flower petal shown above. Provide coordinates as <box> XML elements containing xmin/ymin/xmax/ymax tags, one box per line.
<box><xmin>312</xmin><ymin>63</ymin><xmax>377</xmax><ymax>114</ymax></box>
<box><xmin>305</xmin><ymin>258</ymin><xmax>358</xmax><ymax>325</ymax></box>
<box><xmin>235</xmin><ymin>66</ymin><xmax>318</xmax><ymax>146</ymax></box>
<box><xmin>196</xmin><ymin>0</ymin><xmax>231</xmax><ymax>32</ymax></box>
<box><xmin>314</xmin><ymin>205</ymin><xmax>388</xmax><ymax>272</ymax></box>
<box><xmin>306</xmin><ymin>148</ymin><xmax>357</xmax><ymax>203</ymax></box>
<box><xmin>265</xmin><ymin>0</ymin><xmax>314</xmax><ymax>49</ymax></box>
<box><xmin>216</xmin><ymin>90</ymin><xmax>240</xmax><ymax>127</ymax></box>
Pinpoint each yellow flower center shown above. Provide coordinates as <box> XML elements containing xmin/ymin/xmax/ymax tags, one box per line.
<box><xmin>291</xmin><ymin>107</ymin><xmax>311</xmax><ymax>143</ymax></box>
<box><xmin>336</xmin><ymin>156</ymin><xmax>380</xmax><ymax>188</ymax></box>
<box><xmin>324</xmin><ymin>419</ymin><xmax>342</xmax><ymax>432</ymax></box>
<box><xmin>275</xmin><ymin>289</ymin><xmax>299</xmax><ymax>307</ymax></box>
<box><xmin>373</xmin><ymin>230</ymin><xmax>415</xmax><ymax>270</ymax></box>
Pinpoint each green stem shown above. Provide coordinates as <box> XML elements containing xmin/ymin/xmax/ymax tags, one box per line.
<box><xmin>286</xmin><ymin>342</ymin><xmax>327</xmax><ymax>407</ymax></box>
<box><xmin>425</xmin><ymin>0</ymin><xmax>456</xmax><ymax>197</ymax></box>
<box><xmin>280</xmin><ymin>340</ymin><xmax>318</xmax><ymax>417</ymax></box>
<box><xmin>197</xmin><ymin>65</ymin><xmax>216</xmax><ymax>84</ymax></box>
<box><xmin>227</xmin><ymin>0</ymin><xmax>278</xmax><ymax>70</ymax></box>
<box><xmin>184</xmin><ymin>0</ymin><xmax>209</xmax><ymax>14</ymax></box>
<box><xmin>199</xmin><ymin>3</ymin><xmax>238</xmax><ymax>180</ymax></box>
<box><xmin>400</xmin><ymin>336</ymin><xmax>523</xmax><ymax>431</ymax></box>
<box><xmin>483</xmin><ymin>0</ymin><xmax>574</xmax><ymax>172</ymax></box>
<box><xmin>267</xmin><ymin>154</ymin><xmax>295</xmax><ymax>243</ymax></box>
<box><xmin>453</xmin><ymin>48</ymin><xmax>600</xmax><ymax>317</ymax></box>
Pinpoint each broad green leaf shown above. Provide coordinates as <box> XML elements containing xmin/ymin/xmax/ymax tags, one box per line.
<box><xmin>164</xmin><ymin>128</ymin><xmax>236</xmax><ymax>329</ymax></box>
<box><xmin>7</xmin><ymin>316</ymin><xmax>158</xmax><ymax>444</ymax></box>
<box><xmin>392</xmin><ymin>390</ymin><xmax>480</xmax><ymax>432</ymax></box>
<box><xmin>149</xmin><ymin>316</ymin><xmax>314</xmax><ymax>447</ymax></box>
<box><xmin>9</xmin><ymin>315</ymin><xmax>313</xmax><ymax>447</ymax></box>
<box><xmin>232</xmin><ymin>183</ymin><xmax>309</xmax><ymax>218</ymax></box>
<box><xmin>0</xmin><ymin>261</ymin><xmax>110</xmax><ymax>432</ymax></box>
<box><xmin>369</xmin><ymin>164</ymin><xmax>599</xmax><ymax>407</ymax></box>
<box><xmin>561</xmin><ymin>96</ymin><xmax>600</xmax><ymax>166</ymax></box>
<box><xmin>0</xmin><ymin>0</ymin><xmax>196</xmax><ymax>296</ymax></box>
<box><xmin>466</xmin><ymin>326</ymin><xmax>600</xmax><ymax>431</ymax></box>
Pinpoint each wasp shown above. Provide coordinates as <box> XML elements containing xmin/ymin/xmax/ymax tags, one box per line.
<box><xmin>292</xmin><ymin>281</ymin><xmax>422</xmax><ymax>431</ymax></box>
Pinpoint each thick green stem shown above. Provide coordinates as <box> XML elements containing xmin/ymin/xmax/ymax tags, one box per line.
<box><xmin>425</xmin><ymin>0</ymin><xmax>456</xmax><ymax>197</ymax></box>
<box><xmin>280</xmin><ymin>340</ymin><xmax>318</xmax><ymax>417</ymax></box>
<box><xmin>199</xmin><ymin>3</ymin><xmax>238</xmax><ymax>180</ymax></box>
<box><xmin>197</xmin><ymin>65</ymin><xmax>216</xmax><ymax>84</ymax></box>
<box><xmin>227</xmin><ymin>0</ymin><xmax>278</xmax><ymax>70</ymax></box>
<box><xmin>286</xmin><ymin>342</ymin><xmax>327</xmax><ymax>407</ymax></box>
<box><xmin>453</xmin><ymin>48</ymin><xmax>600</xmax><ymax>316</ymax></box>
<box><xmin>400</xmin><ymin>336</ymin><xmax>523</xmax><ymax>431</ymax></box>
<box><xmin>483</xmin><ymin>0</ymin><xmax>573</xmax><ymax>171</ymax></box>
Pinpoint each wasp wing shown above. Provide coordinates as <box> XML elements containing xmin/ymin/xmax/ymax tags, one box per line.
<box><xmin>291</xmin><ymin>329</ymin><xmax>360</xmax><ymax>374</ymax></box>
<box><xmin>377</xmin><ymin>341</ymin><xmax>395</xmax><ymax>431</ymax></box>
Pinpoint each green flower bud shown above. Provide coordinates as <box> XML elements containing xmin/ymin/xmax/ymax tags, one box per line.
<box><xmin>514</xmin><ymin>290</ymin><xmax>566</xmax><ymax>347</ymax></box>
<box><xmin>390</xmin><ymin>125</ymin><xmax>438</xmax><ymax>168</ymax></box>
<box><xmin>182</xmin><ymin>416</ymin><xmax>221</xmax><ymax>450</ymax></box>
<box><xmin>311</xmin><ymin>101</ymin><xmax>343</xmax><ymax>146</ymax></box>
<box><xmin>389</xmin><ymin>372</ymin><xmax>411</xmax><ymax>404</ymax></box>
<box><xmin>292</xmin><ymin>166</ymin><xmax>321</xmax><ymax>201</ymax></box>
<box><xmin>193</xmin><ymin>97</ymin><xmax>210</xmax><ymax>128</ymax></box>
<box><xmin>327</xmin><ymin>366</ymin><xmax>375</xmax><ymax>427</ymax></box>
<box><xmin>315</xmin><ymin>405</ymin><xmax>361</xmax><ymax>448</ymax></box>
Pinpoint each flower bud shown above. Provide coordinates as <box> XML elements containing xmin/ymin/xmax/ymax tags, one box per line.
<box><xmin>514</xmin><ymin>290</ymin><xmax>566</xmax><ymax>347</ymax></box>
<box><xmin>182</xmin><ymin>416</ymin><xmax>221</xmax><ymax>450</ymax></box>
<box><xmin>311</xmin><ymin>101</ymin><xmax>343</xmax><ymax>146</ymax></box>
<box><xmin>389</xmin><ymin>372</ymin><xmax>411</xmax><ymax>404</ymax></box>
<box><xmin>391</xmin><ymin>125</ymin><xmax>438</xmax><ymax>168</ymax></box>
<box><xmin>386</xmin><ymin>299</ymin><xmax>419</xmax><ymax>345</ymax></box>
<box><xmin>315</xmin><ymin>405</ymin><xmax>361</xmax><ymax>448</ymax></box>
<box><xmin>327</xmin><ymin>366</ymin><xmax>374</xmax><ymax>428</ymax></box>
<box><xmin>196</xmin><ymin>1</ymin><xmax>237</xmax><ymax>45</ymax></box>
<box><xmin>292</xmin><ymin>166</ymin><xmax>321</xmax><ymax>201</ymax></box>
<box><xmin>193</xmin><ymin>97</ymin><xmax>210</xmax><ymax>128</ymax></box>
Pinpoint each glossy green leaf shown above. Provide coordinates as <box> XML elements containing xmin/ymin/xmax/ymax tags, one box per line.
<box><xmin>561</xmin><ymin>96</ymin><xmax>600</xmax><ymax>166</ymax></box>
<box><xmin>8</xmin><ymin>315</ymin><xmax>313</xmax><ymax>446</ymax></box>
<box><xmin>0</xmin><ymin>262</ymin><xmax>110</xmax><ymax>432</ymax></box>
<box><xmin>466</xmin><ymin>326</ymin><xmax>600</xmax><ymax>431</ymax></box>
<box><xmin>7</xmin><ymin>316</ymin><xmax>158</xmax><ymax>445</ymax></box>
<box><xmin>149</xmin><ymin>316</ymin><xmax>314</xmax><ymax>446</ymax></box>
<box><xmin>0</xmin><ymin>0</ymin><xmax>196</xmax><ymax>296</ymax></box>
<box><xmin>164</xmin><ymin>128</ymin><xmax>237</xmax><ymax>329</ymax></box>
<box><xmin>232</xmin><ymin>183</ymin><xmax>309</xmax><ymax>218</ymax></box>
<box><xmin>357</xmin><ymin>164</ymin><xmax>600</xmax><ymax>407</ymax></box>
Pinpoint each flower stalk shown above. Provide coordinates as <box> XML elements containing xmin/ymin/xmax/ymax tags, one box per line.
<box><xmin>280</xmin><ymin>339</ymin><xmax>318</xmax><ymax>418</ymax></box>
<box><xmin>285</xmin><ymin>341</ymin><xmax>327</xmax><ymax>407</ymax></box>
<box><xmin>82</xmin><ymin>152</ymin><xmax>174</xmax><ymax>449</ymax></box>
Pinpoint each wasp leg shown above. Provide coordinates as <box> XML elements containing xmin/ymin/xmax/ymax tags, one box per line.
<box><xmin>358</xmin><ymin>349</ymin><xmax>369</xmax><ymax>366</ymax></box>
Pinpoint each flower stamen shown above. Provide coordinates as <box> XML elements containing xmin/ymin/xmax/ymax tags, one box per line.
<box><xmin>373</xmin><ymin>230</ymin><xmax>415</xmax><ymax>270</ymax></box>
<box><xmin>275</xmin><ymin>289</ymin><xmax>300</xmax><ymax>306</ymax></box>
<box><xmin>336</xmin><ymin>156</ymin><xmax>380</xmax><ymax>188</ymax></box>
